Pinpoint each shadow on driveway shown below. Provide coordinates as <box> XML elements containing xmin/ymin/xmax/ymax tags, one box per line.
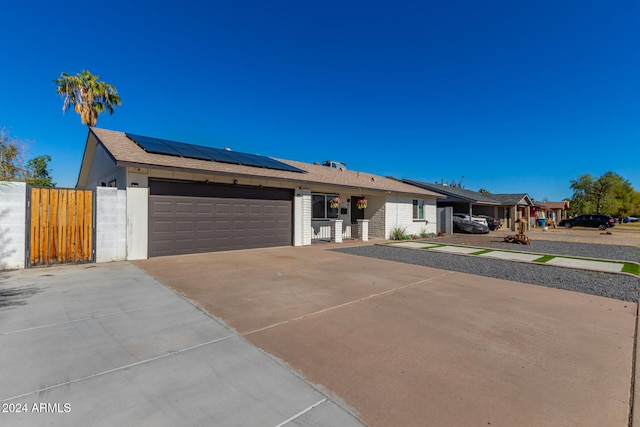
<box><xmin>0</xmin><ymin>282</ymin><xmax>42</xmax><ymax>309</ymax></box>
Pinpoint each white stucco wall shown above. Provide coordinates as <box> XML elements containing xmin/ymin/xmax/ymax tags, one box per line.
<box><xmin>95</xmin><ymin>187</ymin><xmax>127</xmax><ymax>262</ymax></box>
<box><xmin>126</xmin><ymin>168</ymin><xmax>150</xmax><ymax>188</ymax></box>
<box><xmin>85</xmin><ymin>144</ymin><xmax>119</xmax><ymax>189</ymax></box>
<box><xmin>0</xmin><ymin>182</ymin><xmax>26</xmax><ymax>269</ymax></box>
<box><xmin>126</xmin><ymin>187</ymin><xmax>148</xmax><ymax>260</ymax></box>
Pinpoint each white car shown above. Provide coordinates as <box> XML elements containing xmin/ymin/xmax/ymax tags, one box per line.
<box><xmin>453</xmin><ymin>213</ymin><xmax>488</xmax><ymax>227</ymax></box>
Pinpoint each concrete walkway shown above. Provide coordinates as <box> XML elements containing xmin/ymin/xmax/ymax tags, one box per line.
<box><xmin>0</xmin><ymin>263</ymin><xmax>363</xmax><ymax>427</ymax></box>
<box><xmin>390</xmin><ymin>241</ymin><xmax>635</xmax><ymax>275</ymax></box>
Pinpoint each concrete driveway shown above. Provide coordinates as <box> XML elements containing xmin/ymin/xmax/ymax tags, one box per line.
<box><xmin>0</xmin><ymin>263</ymin><xmax>363</xmax><ymax>426</ymax></box>
<box><xmin>135</xmin><ymin>244</ymin><xmax>637</xmax><ymax>427</ymax></box>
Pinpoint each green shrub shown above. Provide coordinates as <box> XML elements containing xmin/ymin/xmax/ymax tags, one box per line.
<box><xmin>390</xmin><ymin>225</ymin><xmax>408</xmax><ymax>240</ymax></box>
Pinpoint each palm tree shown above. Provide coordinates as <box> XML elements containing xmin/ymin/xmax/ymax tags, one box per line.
<box><xmin>54</xmin><ymin>70</ymin><xmax>121</xmax><ymax>128</ymax></box>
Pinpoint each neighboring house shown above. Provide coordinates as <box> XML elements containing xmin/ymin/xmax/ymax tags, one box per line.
<box><xmin>488</xmin><ymin>194</ymin><xmax>536</xmax><ymax>230</ymax></box>
<box><xmin>534</xmin><ymin>201</ymin><xmax>570</xmax><ymax>226</ymax></box>
<box><xmin>77</xmin><ymin>128</ymin><xmax>443</xmax><ymax>258</ymax></box>
<box><xmin>402</xmin><ymin>180</ymin><xmax>535</xmax><ymax>231</ymax></box>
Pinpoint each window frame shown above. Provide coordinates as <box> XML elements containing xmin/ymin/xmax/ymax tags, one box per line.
<box><xmin>312</xmin><ymin>193</ymin><xmax>340</xmax><ymax>220</ymax></box>
<box><xmin>413</xmin><ymin>199</ymin><xmax>425</xmax><ymax>220</ymax></box>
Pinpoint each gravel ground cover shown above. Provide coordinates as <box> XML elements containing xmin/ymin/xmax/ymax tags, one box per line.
<box><xmin>334</xmin><ymin>245</ymin><xmax>640</xmax><ymax>302</ymax></box>
<box><xmin>422</xmin><ymin>234</ymin><xmax>640</xmax><ymax>262</ymax></box>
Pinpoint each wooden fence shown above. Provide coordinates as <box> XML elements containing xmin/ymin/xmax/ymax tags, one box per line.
<box><xmin>28</xmin><ymin>187</ymin><xmax>94</xmax><ymax>267</ymax></box>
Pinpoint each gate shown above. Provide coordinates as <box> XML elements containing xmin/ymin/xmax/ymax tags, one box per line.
<box><xmin>27</xmin><ymin>187</ymin><xmax>94</xmax><ymax>267</ymax></box>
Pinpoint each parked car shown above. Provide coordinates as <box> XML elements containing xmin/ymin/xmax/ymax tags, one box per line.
<box><xmin>558</xmin><ymin>214</ymin><xmax>616</xmax><ymax>230</ymax></box>
<box><xmin>452</xmin><ymin>216</ymin><xmax>490</xmax><ymax>234</ymax></box>
<box><xmin>623</xmin><ymin>216</ymin><xmax>639</xmax><ymax>223</ymax></box>
<box><xmin>453</xmin><ymin>213</ymin><xmax>488</xmax><ymax>227</ymax></box>
<box><xmin>476</xmin><ymin>215</ymin><xmax>502</xmax><ymax>231</ymax></box>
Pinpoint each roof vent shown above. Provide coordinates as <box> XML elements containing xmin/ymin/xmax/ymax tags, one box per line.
<box><xmin>322</xmin><ymin>160</ymin><xmax>347</xmax><ymax>170</ymax></box>
<box><xmin>223</xmin><ymin>147</ymin><xmax>232</xmax><ymax>151</ymax></box>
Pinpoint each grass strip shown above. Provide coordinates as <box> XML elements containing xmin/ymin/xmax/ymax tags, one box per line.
<box><xmin>388</xmin><ymin>242</ymin><xmax>639</xmax><ymax>276</ymax></box>
<box><xmin>622</xmin><ymin>263</ymin><xmax>640</xmax><ymax>276</ymax></box>
<box><xmin>470</xmin><ymin>249</ymin><xmax>493</xmax><ymax>255</ymax></box>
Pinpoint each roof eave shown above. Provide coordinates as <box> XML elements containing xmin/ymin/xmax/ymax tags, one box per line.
<box><xmin>117</xmin><ymin>160</ymin><xmax>440</xmax><ymax>198</ymax></box>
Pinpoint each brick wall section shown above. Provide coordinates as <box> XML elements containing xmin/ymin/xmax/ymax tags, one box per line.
<box><xmin>366</xmin><ymin>195</ymin><xmax>387</xmax><ymax>238</ymax></box>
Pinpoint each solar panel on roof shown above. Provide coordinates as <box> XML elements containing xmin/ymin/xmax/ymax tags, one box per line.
<box><xmin>126</xmin><ymin>133</ymin><xmax>306</xmax><ymax>173</ymax></box>
<box><xmin>130</xmin><ymin>137</ymin><xmax>182</xmax><ymax>156</ymax></box>
<box><xmin>197</xmin><ymin>145</ymin><xmax>238</xmax><ymax>164</ymax></box>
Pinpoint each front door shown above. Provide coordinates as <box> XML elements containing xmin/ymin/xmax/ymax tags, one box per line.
<box><xmin>351</xmin><ymin>196</ymin><xmax>365</xmax><ymax>225</ymax></box>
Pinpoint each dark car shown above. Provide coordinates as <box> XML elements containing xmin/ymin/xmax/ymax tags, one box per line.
<box><xmin>558</xmin><ymin>214</ymin><xmax>616</xmax><ymax>230</ymax></box>
<box><xmin>476</xmin><ymin>215</ymin><xmax>502</xmax><ymax>231</ymax></box>
<box><xmin>453</xmin><ymin>216</ymin><xmax>490</xmax><ymax>234</ymax></box>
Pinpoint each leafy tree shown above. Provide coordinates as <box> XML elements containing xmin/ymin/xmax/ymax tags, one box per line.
<box><xmin>1</xmin><ymin>126</ymin><xmax>25</xmax><ymax>181</ymax></box>
<box><xmin>631</xmin><ymin>191</ymin><xmax>640</xmax><ymax>216</ymax></box>
<box><xmin>569</xmin><ymin>172</ymin><xmax>635</xmax><ymax>217</ymax></box>
<box><xmin>54</xmin><ymin>70</ymin><xmax>121</xmax><ymax>128</ymax></box>
<box><xmin>0</xmin><ymin>126</ymin><xmax>54</xmax><ymax>186</ymax></box>
<box><xmin>25</xmin><ymin>155</ymin><xmax>55</xmax><ymax>187</ymax></box>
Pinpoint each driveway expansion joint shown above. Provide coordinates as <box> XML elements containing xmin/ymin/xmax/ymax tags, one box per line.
<box><xmin>1</xmin><ymin>334</ymin><xmax>236</xmax><ymax>403</ymax></box>
<box><xmin>241</xmin><ymin>271</ymin><xmax>454</xmax><ymax>337</ymax></box>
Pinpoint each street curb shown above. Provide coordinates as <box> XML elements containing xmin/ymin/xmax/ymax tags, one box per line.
<box><xmin>632</xmin><ymin>300</ymin><xmax>640</xmax><ymax>427</ymax></box>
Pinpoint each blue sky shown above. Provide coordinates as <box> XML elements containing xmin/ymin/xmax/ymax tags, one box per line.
<box><xmin>1</xmin><ymin>0</ymin><xmax>638</xmax><ymax>201</ymax></box>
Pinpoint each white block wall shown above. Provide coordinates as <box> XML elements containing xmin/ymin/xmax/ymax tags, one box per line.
<box><xmin>384</xmin><ymin>196</ymin><xmax>438</xmax><ymax>238</ymax></box>
<box><xmin>95</xmin><ymin>187</ymin><xmax>127</xmax><ymax>263</ymax></box>
<box><xmin>0</xmin><ymin>182</ymin><xmax>26</xmax><ymax>269</ymax></box>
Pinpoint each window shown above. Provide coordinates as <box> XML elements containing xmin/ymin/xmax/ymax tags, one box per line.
<box><xmin>312</xmin><ymin>194</ymin><xmax>339</xmax><ymax>219</ymax></box>
<box><xmin>413</xmin><ymin>199</ymin><xmax>424</xmax><ymax>220</ymax></box>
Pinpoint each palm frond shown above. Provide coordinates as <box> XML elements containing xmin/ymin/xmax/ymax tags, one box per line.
<box><xmin>54</xmin><ymin>70</ymin><xmax>121</xmax><ymax>127</ymax></box>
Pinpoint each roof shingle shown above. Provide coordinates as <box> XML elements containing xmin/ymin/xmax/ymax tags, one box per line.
<box><xmin>88</xmin><ymin>128</ymin><xmax>443</xmax><ymax>197</ymax></box>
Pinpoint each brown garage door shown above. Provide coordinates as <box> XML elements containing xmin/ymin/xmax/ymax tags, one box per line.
<box><xmin>149</xmin><ymin>180</ymin><xmax>293</xmax><ymax>257</ymax></box>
